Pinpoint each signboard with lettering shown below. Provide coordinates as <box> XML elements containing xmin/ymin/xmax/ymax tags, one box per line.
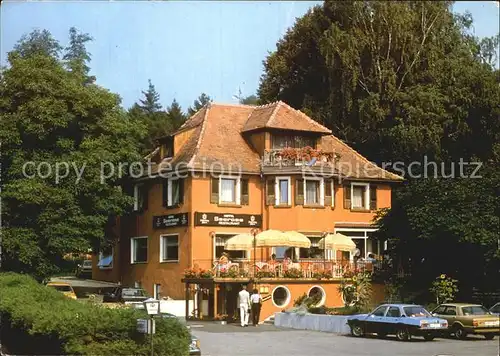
<box><xmin>194</xmin><ymin>212</ymin><xmax>262</xmax><ymax>228</ymax></box>
<box><xmin>153</xmin><ymin>213</ymin><xmax>188</xmax><ymax>229</ymax></box>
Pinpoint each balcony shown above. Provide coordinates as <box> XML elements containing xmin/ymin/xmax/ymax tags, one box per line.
<box><xmin>186</xmin><ymin>258</ymin><xmax>390</xmax><ymax>281</ymax></box>
<box><xmin>262</xmin><ymin>148</ymin><xmax>339</xmax><ymax>172</ymax></box>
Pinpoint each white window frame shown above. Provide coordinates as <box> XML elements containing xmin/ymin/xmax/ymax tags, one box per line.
<box><xmin>275</xmin><ymin>176</ymin><xmax>292</xmax><ymax>206</ymax></box>
<box><xmin>303</xmin><ymin>177</ymin><xmax>325</xmax><ymax>206</ymax></box>
<box><xmin>160</xmin><ymin>233</ymin><xmax>180</xmax><ymax>263</ymax></box>
<box><xmin>351</xmin><ymin>182</ymin><xmax>370</xmax><ymax>210</ymax></box>
<box><xmin>130</xmin><ymin>236</ymin><xmax>148</xmax><ymax>264</ymax></box>
<box><xmin>133</xmin><ymin>184</ymin><xmax>142</xmax><ymax>211</ymax></box>
<box><xmin>167</xmin><ymin>177</ymin><xmax>180</xmax><ymax>207</ymax></box>
<box><xmin>334</xmin><ymin>227</ymin><xmax>378</xmax><ymax>260</ymax></box>
<box><xmin>327</xmin><ymin>179</ymin><xmax>335</xmax><ymax>207</ymax></box>
<box><xmin>153</xmin><ymin>283</ymin><xmax>161</xmax><ymax>299</ymax></box>
<box><xmin>218</xmin><ymin>176</ymin><xmax>241</xmax><ymax>205</ymax></box>
<box><xmin>98</xmin><ymin>247</ymin><xmax>114</xmax><ymax>270</ymax></box>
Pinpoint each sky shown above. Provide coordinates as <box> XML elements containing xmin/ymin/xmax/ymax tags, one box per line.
<box><xmin>1</xmin><ymin>1</ymin><xmax>499</xmax><ymax>111</ymax></box>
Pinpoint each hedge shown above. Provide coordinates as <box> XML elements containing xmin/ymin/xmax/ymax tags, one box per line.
<box><xmin>0</xmin><ymin>273</ymin><xmax>190</xmax><ymax>355</ymax></box>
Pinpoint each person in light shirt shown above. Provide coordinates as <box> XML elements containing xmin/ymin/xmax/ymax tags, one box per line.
<box><xmin>238</xmin><ymin>284</ymin><xmax>250</xmax><ymax>327</ymax></box>
<box><xmin>250</xmin><ymin>289</ymin><xmax>262</xmax><ymax>326</ymax></box>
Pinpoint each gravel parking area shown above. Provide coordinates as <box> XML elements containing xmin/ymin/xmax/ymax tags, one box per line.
<box><xmin>190</xmin><ymin>323</ymin><xmax>499</xmax><ymax>356</ymax></box>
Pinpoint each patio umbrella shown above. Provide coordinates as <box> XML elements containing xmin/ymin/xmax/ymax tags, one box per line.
<box><xmin>255</xmin><ymin>230</ymin><xmax>311</xmax><ymax>248</ymax></box>
<box><xmin>224</xmin><ymin>233</ymin><xmax>254</xmax><ymax>251</ymax></box>
<box><xmin>318</xmin><ymin>233</ymin><xmax>356</xmax><ymax>251</ymax></box>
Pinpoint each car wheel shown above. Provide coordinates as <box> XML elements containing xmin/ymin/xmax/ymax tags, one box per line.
<box><xmin>484</xmin><ymin>334</ymin><xmax>495</xmax><ymax>340</ymax></box>
<box><xmin>396</xmin><ymin>326</ymin><xmax>410</xmax><ymax>341</ymax></box>
<box><xmin>350</xmin><ymin>324</ymin><xmax>364</xmax><ymax>337</ymax></box>
<box><xmin>423</xmin><ymin>334</ymin><xmax>434</xmax><ymax>341</ymax></box>
<box><xmin>453</xmin><ymin>325</ymin><xmax>467</xmax><ymax>340</ymax></box>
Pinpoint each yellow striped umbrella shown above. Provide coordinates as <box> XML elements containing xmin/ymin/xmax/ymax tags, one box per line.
<box><xmin>318</xmin><ymin>233</ymin><xmax>356</xmax><ymax>251</ymax></box>
<box><xmin>255</xmin><ymin>230</ymin><xmax>311</xmax><ymax>248</ymax></box>
<box><xmin>224</xmin><ymin>233</ymin><xmax>254</xmax><ymax>250</ymax></box>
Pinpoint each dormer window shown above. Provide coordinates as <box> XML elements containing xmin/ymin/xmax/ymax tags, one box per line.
<box><xmin>272</xmin><ymin>134</ymin><xmax>316</xmax><ymax>149</ymax></box>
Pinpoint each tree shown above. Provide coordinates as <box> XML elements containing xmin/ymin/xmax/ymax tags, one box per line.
<box><xmin>63</xmin><ymin>27</ymin><xmax>95</xmax><ymax>82</ymax></box>
<box><xmin>258</xmin><ymin>1</ymin><xmax>499</xmax><ymax>164</ymax></box>
<box><xmin>0</xmin><ymin>29</ymin><xmax>145</xmax><ymax>279</ymax></box>
<box><xmin>188</xmin><ymin>93</ymin><xmax>211</xmax><ymax>116</ymax></box>
<box><xmin>258</xmin><ymin>1</ymin><xmax>500</xmax><ymax>296</ymax></box>
<box><xmin>240</xmin><ymin>94</ymin><xmax>259</xmax><ymax>105</ymax></box>
<box><xmin>166</xmin><ymin>99</ymin><xmax>186</xmax><ymax>131</ymax></box>
<box><xmin>139</xmin><ymin>79</ymin><xmax>162</xmax><ymax>115</ymax></box>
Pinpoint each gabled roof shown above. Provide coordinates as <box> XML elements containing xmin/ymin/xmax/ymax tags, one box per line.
<box><xmin>242</xmin><ymin>101</ymin><xmax>332</xmax><ymax>134</ymax></box>
<box><xmin>319</xmin><ymin>136</ymin><xmax>403</xmax><ymax>181</ymax></box>
<box><xmin>149</xmin><ymin>102</ymin><xmax>403</xmax><ymax>182</ymax></box>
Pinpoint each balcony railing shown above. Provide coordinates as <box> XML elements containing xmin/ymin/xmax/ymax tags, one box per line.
<box><xmin>262</xmin><ymin>148</ymin><xmax>337</xmax><ymax>168</ymax></box>
<box><xmin>187</xmin><ymin>258</ymin><xmax>389</xmax><ymax>280</ymax></box>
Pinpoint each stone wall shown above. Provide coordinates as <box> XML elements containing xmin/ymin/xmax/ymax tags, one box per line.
<box><xmin>274</xmin><ymin>312</ymin><xmax>351</xmax><ymax>334</ymax></box>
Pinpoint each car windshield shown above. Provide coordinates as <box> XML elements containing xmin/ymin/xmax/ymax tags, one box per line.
<box><xmin>49</xmin><ymin>285</ymin><xmax>72</xmax><ymax>292</ymax></box>
<box><xmin>122</xmin><ymin>288</ymin><xmax>147</xmax><ymax>297</ymax></box>
<box><xmin>403</xmin><ymin>306</ymin><xmax>431</xmax><ymax>317</ymax></box>
<box><xmin>462</xmin><ymin>306</ymin><xmax>489</xmax><ymax>315</ymax></box>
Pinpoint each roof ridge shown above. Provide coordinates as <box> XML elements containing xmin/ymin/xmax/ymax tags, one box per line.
<box><xmin>279</xmin><ymin>101</ymin><xmax>332</xmax><ymax>133</ymax></box>
<box><xmin>253</xmin><ymin>101</ymin><xmax>280</xmax><ymax>109</ymax></box>
<box><xmin>175</xmin><ymin>105</ymin><xmax>207</xmax><ymax>134</ymax></box>
<box><xmin>266</xmin><ymin>101</ymin><xmax>283</xmax><ymax>127</ymax></box>
<box><xmin>328</xmin><ymin>135</ymin><xmax>403</xmax><ymax>180</ymax></box>
<box><xmin>187</xmin><ymin>104</ymin><xmax>211</xmax><ymax>168</ymax></box>
<box><xmin>210</xmin><ymin>102</ymin><xmax>256</xmax><ymax>109</ymax></box>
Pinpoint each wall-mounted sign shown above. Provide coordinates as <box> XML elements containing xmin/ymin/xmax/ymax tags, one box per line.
<box><xmin>194</xmin><ymin>212</ymin><xmax>262</xmax><ymax>228</ymax></box>
<box><xmin>153</xmin><ymin>213</ymin><xmax>188</xmax><ymax>229</ymax></box>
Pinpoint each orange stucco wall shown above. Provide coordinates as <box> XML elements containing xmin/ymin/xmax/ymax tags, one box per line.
<box><xmin>92</xmin><ymin>172</ymin><xmax>392</xmax><ymax>301</ymax></box>
<box><xmin>247</xmin><ymin>281</ymin><xmax>387</xmax><ymax>321</ymax></box>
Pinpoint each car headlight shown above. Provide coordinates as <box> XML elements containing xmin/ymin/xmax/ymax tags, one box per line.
<box><xmin>420</xmin><ymin>321</ymin><xmax>429</xmax><ymax>328</ymax></box>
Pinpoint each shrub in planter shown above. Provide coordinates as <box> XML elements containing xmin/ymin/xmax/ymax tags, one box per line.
<box><xmin>312</xmin><ymin>270</ymin><xmax>331</xmax><ymax>280</ymax></box>
<box><xmin>183</xmin><ymin>268</ymin><xmax>198</xmax><ymax>279</ymax></box>
<box><xmin>0</xmin><ymin>273</ymin><xmax>190</xmax><ymax>355</ymax></box>
<box><xmin>283</xmin><ymin>268</ymin><xmax>302</xmax><ymax>278</ymax></box>
<box><xmin>198</xmin><ymin>269</ymin><xmax>214</xmax><ymax>278</ymax></box>
<box><xmin>255</xmin><ymin>270</ymin><xmax>274</xmax><ymax>279</ymax></box>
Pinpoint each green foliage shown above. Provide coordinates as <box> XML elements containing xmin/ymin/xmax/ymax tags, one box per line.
<box><xmin>129</xmin><ymin>81</ymin><xmax>187</xmax><ymax>153</ymax></box>
<box><xmin>239</xmin><ymin>94</ymin><xmax>259</xmax><ymax>105</ymax></box>
<box><xmin>293</xmin><ymin>292</ymin><xmax>321</xmax><ymax>308</ymax></box>
<box><xmin>430</xmin><ymin>274</ymin><xmax>459</xmax><ymax>304</ymax></box>
<box><xmin>283</xmin><ymin>268</ymin><xmax>302</xmax><ymax>278</ymax></box>
<box><xmin>338</xmin><ymin>272</ymin><xmax>373</xmax><ymax>309</ymax></box>
<box><xmin>0</xmin><ymin>273</ymin><xmax>190</xmax><ymax>355</ymax></box>
<box><xmin>187</xmin><ymin>92</ymin><xmax>211</xmax><ymax>116</ymax></box>
<box><xmin>0</xmin><ymin>29</ymin><xmax>145</xmax><ymax>279</ymax></box>
<box><xmin>259</xmin><ymin>0</ymin><xmax>500</xmax><ymax>298</ymax></box>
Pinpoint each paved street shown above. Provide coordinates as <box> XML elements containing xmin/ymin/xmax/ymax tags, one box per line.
<box><xmin>190</xmin><ymin>323</ymin><xmax>499</xmax><ymax>356</ymax></box>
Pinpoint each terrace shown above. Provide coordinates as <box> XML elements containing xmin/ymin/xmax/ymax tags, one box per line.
<box><xmin>262</xmin><ymin>147</ymin><xmax>338</xmax><ymax>168</ymax></box>
<box><xmin>187</xmin><ymin>258</ymin><xmax>389</xmax><ymax>281</ymax></box>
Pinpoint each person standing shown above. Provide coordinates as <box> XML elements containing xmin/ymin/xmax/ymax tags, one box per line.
<box><xmin>238</xmin><ymin>284</ymin><xmax>250</xmax><ymax>327</ymax></box>
<box><xmin>250</xmin><ymin>288</ymin><xmax>262</xmax><ymax>326</ymax></box>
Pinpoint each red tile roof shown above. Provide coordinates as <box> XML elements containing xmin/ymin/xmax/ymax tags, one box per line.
<box><xmin>150</xmin><ymin>102</ymin><xmax>402</xmax><ymax>181</ymax></box>
<box><xmin>242</xmin><ymin>101</ymin><xmax>331</xmax><ymax>134</ymax></box>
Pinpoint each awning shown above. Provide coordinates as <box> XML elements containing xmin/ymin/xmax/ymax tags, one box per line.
<box><xmin>97</xmin><ymin>255</ymin><xmax>113</xmax><ymax>268</ymax></box>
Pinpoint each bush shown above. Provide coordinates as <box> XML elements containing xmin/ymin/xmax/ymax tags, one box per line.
<box><xmin>283</xmin><ymin>268</ymin><xmax>302</xmax><ymax>278</ymax></box>
<box><xmin>0</xmin><ymin>273</ymin><xmax>190</xmax><ymax>355</ymax></box>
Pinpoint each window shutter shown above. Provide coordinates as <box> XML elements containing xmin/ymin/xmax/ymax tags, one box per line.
<box><xmin>162</xmin><ymin>179</ymin><xmax>168</xmax><ymax>207</ymax></box>
<box><xmin>210</xmin><ymin>178</ymin><xmax>219</xmax><ymax>204</ymax></box>
<box><xmin>370</xmin><ymin>185</ymin><xmax>377</xmax><ymax>210</ymax></box>
<box><xmin>178</xmin><ymin>179</ymin><xmax>184</xmax><ymax>204</ymax></box>
<box><xmin>241</xmin><ymin>179</ymin><xmax>249</xmax><ymax>205</ymax></box>
<box><xmin>325</xmin><ymin>179</ymin><xmax>333</xmax><ymax>207</ymax></box>
<box><xmin>295</xmin><ymin>179</ymin><xmax>304</xmax><ymax>205</ymax></box>
<box><xmin>266</xmin><ymin>179</ymin><xmax>275</xmax><ymax>206</ymax></box>
<box><xmin>343</xmin><ymin>184</ymin><xmax>351</xmax><ymax>209</ymax></box>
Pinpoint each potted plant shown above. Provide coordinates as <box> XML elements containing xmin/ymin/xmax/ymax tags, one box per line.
<box><xmin>183</xmin><ymin>268</ymin><xmax>198</xmax><ymax>279</ymax></box>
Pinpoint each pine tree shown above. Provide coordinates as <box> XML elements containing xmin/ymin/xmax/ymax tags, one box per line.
<box><xmin>188</xmin><ymin>93</ymin><xmax>212</xmax><ymax>116</ymax></box>
<box><xmin>139</xmin><ymin>79</ymin><xmax>162</xmax><ymax>114</ymax></box>
<box><xmin>167</xmin><ymin>99</ymin><xmax>187</xmax><ymax>130</ymax></box>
